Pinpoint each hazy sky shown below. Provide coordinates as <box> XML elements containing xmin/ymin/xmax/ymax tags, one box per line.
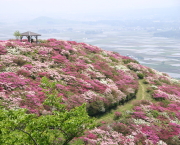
<box><xmin>1</xmin><ymin>0</ymin><xmax>180</xmax><ymax>21</ymax></box>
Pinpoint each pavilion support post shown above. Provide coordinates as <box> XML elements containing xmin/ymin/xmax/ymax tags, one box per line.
<box><xmin>30</xmin><ymin>36</ymin><xmax>32</xmax><ymax>43</ymax></box>
<box><xmin>20</xmin><ymin>36</ymin><xmax>23</xmax><ymax>42</ymax></box>
<box><xmin>36</xmin><ymin>36</ymin><xmax>38</xmax><ymax>43</ymax></box>
<box><xmin>28</xmin><ymin>36</ymin><xmax>30</xmax><ymax>42</ymax></box>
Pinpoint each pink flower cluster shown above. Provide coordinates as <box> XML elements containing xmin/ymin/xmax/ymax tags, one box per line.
<box><xmin>0</xmin><ymin>44</ymin><xmax>7</xmax><ymax>55</ymax></box>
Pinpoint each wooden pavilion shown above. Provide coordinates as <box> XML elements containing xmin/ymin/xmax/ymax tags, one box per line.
<box><xmin>20</xmin><ymin>31</ymin><xmax>41</xmax><ymax>43</ymax></box>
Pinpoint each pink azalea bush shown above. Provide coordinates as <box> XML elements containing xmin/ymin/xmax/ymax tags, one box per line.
<box><xmin>0</xmin><ymin>44</ymin><xmax>7</xmax><ymax>55</ymax></box>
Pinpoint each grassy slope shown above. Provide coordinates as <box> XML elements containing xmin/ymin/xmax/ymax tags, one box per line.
<box><xmin>95</xmin><ymin>79</ymin><xmax>152</xmax><ymax>124</ymax></box>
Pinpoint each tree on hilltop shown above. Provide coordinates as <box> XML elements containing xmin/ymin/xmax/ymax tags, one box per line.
<box><xmin>13</xmin><ymin>31</ymin><xmax>21</xmax><ymax>40</ymax></box>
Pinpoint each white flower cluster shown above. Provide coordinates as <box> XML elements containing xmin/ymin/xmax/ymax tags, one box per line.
<box><xmin>100</xmin><ymin>79</ymin><xmax>108</xmax><ymax>85</ymax></box>
<box><xmin>104</xmin><ymin>88</ymin><xmax>112</xmax><ymax>94</ymax></box>
<box><xmin>32</xmin><ymin>61</ymin><xmax>49</xmax><ymax>68</ymax></box>
<box><xmin>61</xmin><ymin>49</ymin><xmax>70</xmax><ymax>55</ymax></box>
<box><xmin>160</xmin><ymin>112</ymin><xmax>169</xmax><ymax>118</ymax></box>
<box><xmin>170</xmin><ymin>118</ymin><xmax>180</xmax><ymax>125</ymax></box>
<box><xmin>61</xmin><ymin>74</ymin><xmax>76</xmax><ymax>82</ymax></box>
<box><xmin>20</xmin><ymin>47</ymin><xmax>32</xmax><ymax>53</ymax></box>
<box><xmin>140</xmin><ymin>104</ymin><xmax>152</xmax><ymax>112</ymax></box>
<box><xmin>151</xmin><ymin>85</ymin><xmax>158</xmax><ymax>89</ymax></box>
<box><xmin>167</xmin><ymin>94</ymin><xmax>180</xmax><ymax>103</ymax></box>
<box><xmin>47</xmin><ymin>69</ymin><xmax>62</xmax><ymax>81</ymax></box>
<box><xmin>133</xmin><ymin>118</ymin><xmax>150</xmax><ymax>125</ymax></box>
<box><xmin>82</xmin><ymin>90</ymin><xmax>97</xmax><ymax>101</ymax></box>
<box><xmin>96</xmin><ymin>72</ymin><xmax>106</xmax><ymax>78</ymax></box>
<box><xmin>113</xmin><ymin>64</ymin><xmax>129</xmax><ymax>71</ymax></box>
<box><xmin>153</xmin><ymin>69</ymin><xmax>164</xmax><ymax>77</ymax></box>
<box><xmin>125</xmin><ymin>110</ymin><xmax>133</xmax><ymax>115</ymax></box>
<box><xmin>7</xmin><ymin>48</ymin><xmax>20</xmax><ymax>55</ymax></box>
<box><xmin>170</xmin><ymin>78</ymin><xmax>180</xmax><ymax>84</ymax></box>
<box><xmin>4</xmin><ymin>66</ymin><xmax>19</xmax><ymax>72</ymax></box>
<box><xmin>0</xmin><ymin>54</ymin><xmax>15</xmax><ymax>66</ymax></box>
<box><xmin>86</xmin><ymin>64</ymin><xmax>94</xmax><ymax>70</ymax></box>
<box><xmin>101</xmin><ymin>51</ymin><xmax>108</xmax><ymax>56</ymax></box>
<box><xmin>157</xmin><ymin>140</ymin><xmax>167</xmax><ymax>145</ymax></box>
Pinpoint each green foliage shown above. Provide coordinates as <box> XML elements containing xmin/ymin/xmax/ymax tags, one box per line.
<box><xmin>154</xmin><ymin>97</ymin><xmax>165</xmax><ymax>101</ymax></box>
<box><xmin>137</xmin><ymin>73</ymin><xmax>144</xmax><ymax>79</ymax></box>
<box><xmin>118</xmin><ymin>114</ymin><xmax>132</xmax><ymax>125</ymax></box>
<box><xmin>146</xmin><ymin>87</ymin><xmax>154</xmax><ymax>95</ymax></box>
<box><xmin>160</xmin><ymin>99</ymin><xmax>171</xmax><ymax>107</ymax></box>
<box><xmin>13</xmin><ymin>31</ymin><xmax>21</xmax><ymax>40</ymax></box>
<box><xmin>150</xmin><ymin>110</ymin><xmax>159</xmax><ymax>118</ymax></box>
<box><xmin>110</xmin><ymin>56</ymin><xmax>119</xmax><ymax>63</ymax></box>
<box><xmin>143</xmin><ymin>80</ymin><xmax>149</xmax><ymax>84</ymax></box>
<box><xmin>111</xmin><ymin>123</ymin><xmax>132</xmax><ymax>135</ymax></box>
<box><xmin>148</xmin><ymin>68</ymin><xmax>155</xmax><ymax>74</ymax></box>
<box><xmin>154</xmin><ymin>80</ymin><xmax>162</xmax><ymax>86</ymax></box>
<box><xmin>123</xmin><ymin>59</ymin><xmax>139</xmax><ymax>64</ymax></box>
<box><xmin>87</xmin><ymin>99</ymin><xmax>105</xmax><ymax>116</ymax></box>
<box><xmin>113</xmin><ymin>112</ymin><xmax>122</xmax><ymax>120</ymax></box>
<box><xmin>70</xmin><ymin>138</ymin><xmax>84</xmax><ymax>145</ymax></box>
<box><xmin>0</xmin><ymin>77</ymin><xmax>95</xmax><ymax>145</ymax></box>
<box><xmin>38</xmin><ymin>39</ymin><xmax>47</xmax><ymax>43</ymax></box>
<box><xmin>159</xmin><ymin>78</ymin><xmax>170</xmax><ymax>85</ymax></box>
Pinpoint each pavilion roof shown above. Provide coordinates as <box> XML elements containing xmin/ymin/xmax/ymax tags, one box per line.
<box><xmin>20</xmin><ymin>31</ymin><xmax>41</xmax><ymax>36</ymax></box>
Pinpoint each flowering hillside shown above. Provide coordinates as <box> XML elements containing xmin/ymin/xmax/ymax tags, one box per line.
<box><xmin>0</xmin><ymin>39</ymin><xmax>180</xmax><ymax>144</ymax></box>
<box><xmin>0</xmin><ymin>39</ymin><xmax>140</xmax><ymax>115</ymax></box>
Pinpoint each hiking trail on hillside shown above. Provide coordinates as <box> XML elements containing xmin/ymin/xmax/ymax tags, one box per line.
<box><xmin>96</xmin><ymin>79</ymin><xmax>151</xmax><ymax>123</ymax></box>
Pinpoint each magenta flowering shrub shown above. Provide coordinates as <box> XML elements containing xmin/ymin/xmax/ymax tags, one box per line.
<box><xmin>86</xmin><ymin>132</ymin><xmax>97</xmax><ymax>140</ymax></box>
<box><xmin>0</xmin><ymin>72</ymin><xmax>29</xmax><ymax>92</ymax></box>
<box><xmin>0</xmin><ymin>44</ymin><xmax>7</xmax><ymax>55</ymax></box>
<box><xmin>23</xmin><ymin>64</ymin><xmax>33</xmax><ymax>69</ymax></box>
<box><xmin>153</xmin><ymin>90</ymin><xmax>169</xmax><ymax>100</ymax></box>
<box><xmin>20</xmin><ymin>92</ymin><xmax>46</xmax><ymax>114</ymax></box>
<box><xmin>147</xmin><ymin>76</ymin><xmax>180</xmax><ymax>102</ymax></box>
<box><xmin>127</xmin><ymin>62</ymin><xmax>143</xmax><ymax>71</ymax></box>
<box><xmin>141</xmin><ymin>125</ymin><xmax>160</xmax><ymax>144</ymax></box>
<box><xmin>5</xmin><ymin>42</ymin><xmax>15</xmax><ymax>48</ymax></box>
<box><xmin>114</xmin><ymin>111</ymin><xmax>122</xmax><ymax>120</ymax></box>
<box><xmin>159</xmin><ymin>84</ymin><xmax>180</xmax><ymax>96</ymax></box>
<box><xmin>52</xmin><ymin>55</ymin><xmax>69</xmax><ymax>63</ymax></box>
<box><xmin>133</xmin><ymin>111</ymin><xmax>147</xmax><ymax>119</ymax></box>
